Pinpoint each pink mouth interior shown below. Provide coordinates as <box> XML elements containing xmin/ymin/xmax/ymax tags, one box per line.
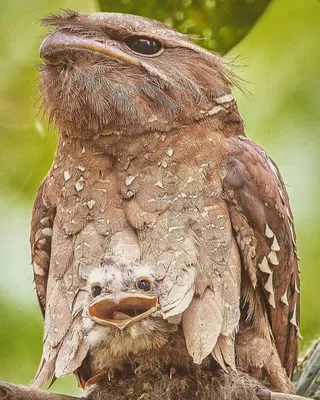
<box><xmin>89</xmin><ymin>297</ymin><xmax>157</xmax><ymax>322</ymax></box>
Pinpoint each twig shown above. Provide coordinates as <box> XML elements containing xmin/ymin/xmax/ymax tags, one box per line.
<box><xmin>295</xmin><ymin>340</ymin><xmax>320</xmax><ymax>398</ymax></box>
<box><xmin>0</xmin><ymin>381</ymin><xmax>81</xmax><ymax>400</ymax></box>
<box><xmin>257</xmin><ymin>388</ymin><xmax>312</xmax><ymax>400</ymax></box>
<box><xmin>0</xmin><ymin>381</ymin><xmax>314</xmax><ymax>400</ymax></box>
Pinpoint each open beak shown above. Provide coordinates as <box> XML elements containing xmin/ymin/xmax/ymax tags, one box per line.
<box><xmin>40</xmin><ymin>31</ymin><xmax>141</xmax><ymax>66</ymax></box>
<box><xmin>89</xmin><ymin>293</ymin><xmax>158</xmax><ymax>330</ymax></box>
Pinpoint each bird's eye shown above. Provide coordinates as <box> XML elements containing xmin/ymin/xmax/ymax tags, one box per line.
<box><xmin>136</xmin><ymin>279</ymin><xmax>152</xmax><ymax>292</ymax></box>
<box><xmin>124</xmin><ymin>36</ymin><xmax>163</xmax><ymax>56</ymax></box>
<box><xmin>91</xmin><ymin>285</ymin><xmax>102</xmax><ymax>298</ymax></box>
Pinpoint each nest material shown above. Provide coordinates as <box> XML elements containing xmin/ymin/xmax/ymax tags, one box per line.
<box><xmin>87</xmin><ymin>368</ymin><xmax>266</xmax><ymax>400</ymax></box>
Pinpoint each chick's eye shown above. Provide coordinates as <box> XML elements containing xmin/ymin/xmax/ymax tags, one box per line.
<box><xmin>91</xmin><ymin>285</ymin><xmax>102</xmax><ymax>298</ymax></box>
<box><xmin>136</xmin><ymin>279</ymin><xmax>152</xmax><ymax>292</ymax></box>
<box><xmin>124</xmin><ymin>36</ymin><xmax>162</xmax><ymax>56</ymax></box>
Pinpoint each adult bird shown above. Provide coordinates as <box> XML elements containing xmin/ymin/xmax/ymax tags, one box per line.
<box><xmin>30</xmin><ymin>10</ymin><xmax>300</xmax><ymax>396</ymax></box>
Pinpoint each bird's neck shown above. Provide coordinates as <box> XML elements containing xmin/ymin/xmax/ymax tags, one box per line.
<box><xmin>56</xmin><ymin>103</ymin><xmax>245</xmax><ymax>163</ymax></box>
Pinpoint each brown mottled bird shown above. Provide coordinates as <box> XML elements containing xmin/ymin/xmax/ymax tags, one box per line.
<box><xmin>31</xmin><ymin>10</ymin><xmax>301</xmax><ymax>397</ymax></box>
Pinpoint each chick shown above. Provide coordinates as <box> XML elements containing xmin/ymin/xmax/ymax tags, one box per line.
<box><xmin>82</xmin><ymin>257</ymin><xmax>183</xmax><ymax>388</ymax></box>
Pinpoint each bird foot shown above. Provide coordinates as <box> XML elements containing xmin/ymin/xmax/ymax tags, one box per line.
<box><xmin>106</xmin><ymin>367</ymin><xmax>118</xmax><ymax>381</ymax></box>
<box><xmin>85</xmin><ymin>373</ymin><xmax>107</xmax><ymax>388</ymax></box>
<box><xmin>85</xmin><ymin>368</ymin><xmax>116</xmax><ymax>388</ymax></box>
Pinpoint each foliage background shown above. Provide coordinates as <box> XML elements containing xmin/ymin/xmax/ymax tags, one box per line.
<box><xmin>0</xmin><ymin>0</ymin><xmax>319</xmax><ymax>396</ymax></box>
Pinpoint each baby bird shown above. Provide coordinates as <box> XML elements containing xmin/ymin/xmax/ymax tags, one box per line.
<box><xmin>81</xmin><ymin>257</ymin><xmax>185</xmax><ymax>388</ymax></box>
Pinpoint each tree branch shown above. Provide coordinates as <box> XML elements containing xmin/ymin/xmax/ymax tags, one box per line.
<box><xmin>256</xmin><ymin>388</ymin><xmax>312</xmax><ymax>400</ymax></box>
<box><xmin>295</xmin><ymin>340</ymin><xmax>320</xmax><ymax>398</ymax></box>
<box><xmin>0</xmin><ymin>381</ymin><xmax>81</xmax><ymax>400</ymax></box>
<box><xmin>0</xmin><ymin>381</ymin><xmax>314</xmax><ymax>400</ymax></box>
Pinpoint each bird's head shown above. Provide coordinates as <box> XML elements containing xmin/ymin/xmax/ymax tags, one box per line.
<box><xmin>39</xmin><ymin>10</ymin><xmax>237</xmax><ymax>135</ymax></box>
<box><xmin>85</xmin><ymin>257</ymin><xmax>158</xmax><ymax>330</ymax></box>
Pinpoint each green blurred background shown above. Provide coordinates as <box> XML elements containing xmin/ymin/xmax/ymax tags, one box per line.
<box><xmin>0</xmin><ymin>0</ymin><xmax>319</xmax><ymax>396</ymax></box>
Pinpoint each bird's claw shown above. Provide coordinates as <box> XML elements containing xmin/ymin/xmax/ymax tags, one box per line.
<box><xmin>85</xmin><ymin>373</ymin><xmax>106</xmax><ymax>388</ymax></box>
<box><xmin>107</xmin><ymin>368</ymin><xmax>115</xmax><ymax>381</ymax></box>
<box><xmin>169</xmin><ymin>367</ymin><xmax>176</xmax><ymax>379</ymax></box>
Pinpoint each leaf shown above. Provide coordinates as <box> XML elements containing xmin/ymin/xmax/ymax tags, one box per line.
<box><xmin>97</xmin><ymin>0</ymin><xmax>271</xmax><ymax>53</ymax></box>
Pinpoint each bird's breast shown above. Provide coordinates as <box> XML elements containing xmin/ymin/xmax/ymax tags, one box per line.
<box><xmin>45</xmin><ymin>126</ymin><xmax>233</xmax><ymax>288</ymax></box>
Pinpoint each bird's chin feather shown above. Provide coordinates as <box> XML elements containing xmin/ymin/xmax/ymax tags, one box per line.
<box><xmin>84</xmin><ymin>317</ymin><xmax>177</xmax><ymax>357</ymax></box>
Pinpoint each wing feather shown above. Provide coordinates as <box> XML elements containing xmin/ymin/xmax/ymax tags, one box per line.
<box><xmin>182</xmin><ymin>287</ymin><xmax>224</xmax><ymax>364</ymax></box>
<box><xmin>30</xmin><ymin>176</ymin><xmax>91</xmax><ymax>387</ymax></box>
<box><xmin>223</xmin><ymin>135</ymin><xmax>300</xmax><ymax>377</ymax></box>
<box><xmin>30</xmin><ymin>176</ymin><xmax>56</xmax><ymax>315</ymax></box>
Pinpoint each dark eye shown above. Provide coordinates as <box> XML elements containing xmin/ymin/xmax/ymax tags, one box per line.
<box><xmin>136</xmin><ymin>279</ymin><xmax>152</xmax><ymax>292</ymax></box>
<box><xmin>124</xmin><ymin>36</ymin><xmax>163</xmax><ymax>56</ymax></box>
<box><xmin>91</xmin><ymin>285</ymin><xmax>102</xmax><ymax>298</ymax></box>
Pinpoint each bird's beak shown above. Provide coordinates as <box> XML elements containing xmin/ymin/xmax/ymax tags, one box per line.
<box><xmin>40</xmin><ymin>31</ymin><xmax>141</xmax><ymax>66</ymax></box>
<box><xmin>88</xmin><ymin>292</ymin><xmax>158</xmax><ymax>330</ymax></box>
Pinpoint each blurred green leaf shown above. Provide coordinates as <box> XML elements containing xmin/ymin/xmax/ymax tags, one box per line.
<box><xmin>98</xmin><ymin>0</ymin><xmax>271</xmax><ymax>53</ymax></box>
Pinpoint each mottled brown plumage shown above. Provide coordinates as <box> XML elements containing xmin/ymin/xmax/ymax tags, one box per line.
<box><xmin>31</xmin><ymin>10</ymin><xmax>300</xmax><ymax>397</ymax></box>
<box><xmin>87</xmin><ymin>368</ymin><xmax>267</xmax><ymax>400</ymax></box>
<box><xmin>81</xmin><ymin>258</ymin><xmax>190</xmax><ymax>389</ymax></box>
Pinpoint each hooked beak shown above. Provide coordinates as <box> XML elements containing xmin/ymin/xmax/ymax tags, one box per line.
<box><xmin>89</xmin><ymin>292</ymin><xmax>158</xmax><ymax>330</ymax></box>
<box><xmin>40</xmin><ymin>31</ymin><xmax>141</xmax><ymax>66</ymax></box>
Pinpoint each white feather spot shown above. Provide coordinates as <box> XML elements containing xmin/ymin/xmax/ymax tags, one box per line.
<box><xmin>258</xmin><ymin>256</ymin><xmax>272</xmax><ymax>274</ymax></box>
<box><xmin>148</xmin><ymin>115</ymin><xmax>158</xmax><ymax>123</ymax></box>
<box><xmin>155</xmin><ymin>180</ymin><xmax>164</xmax><ymax>189</ymax></box>
<box><xmin>168</xmin><ymin>226</ymin><xmax>183</xmax><ymax>233</ymax></box>
<box><xmin>268</xmin><ymin>251</ymin><xmax>279</xmax><ymax>265</ymax></box>
<box><xmin>161</xmin><ymin>161</ymin><xmax>168</xmax><ymax>168</ymax></box>
<box><xmin>75</xmin><ymin>177</ymin><xmax>85</xmax><ymax>192</ymax></box>
<box><xmin>265</xmin><ymin>223</ymin><xmax>274</xmax><ymax>239</ymax></box>
<box><xmin>290</xmin><ymin>303</ymin><xmax>298</xmax><ymax>327</ymax></box>
<box><xmin>87</xmin><ymin>200</ymin><xmax>96</xmax><ymax>210</ymax></box>
<box><xmin>63</xmin><ymin>170</ymin><xmax>71</xmax><ymax>182</ymax></box>
<box><xmin>165</xmin><ymin>148</ymin><xmax>174</xmax><ymax>157</ymax></box>
<box><xmin>278</xmin><ymin>186</ymin><xmax>285</xmax><ymax>202</ymax></box>
<box><xmin>281</xmin><ymin>287</ymin><xmax>289</xmax><ymax>306</ymax></box>
<box><xmin>268</xmin><ymin>292</ymin><xmax>276</xmax><ymax>308</ymax></box>
<box><xmin>286</xmin><ymin>207</ymin><xmax>293</xmax><ymax>223</ymax></box>
<box><xmin>126</xmin><ymin>190</ymin><xmax>134</xmax><ymax>198</ymax></box>
<box><xmin>214</xmin><ymin>93</ymin><xmax>234</xmax><ymax>104</ymax></box>
<box><xmin>202</xmin><ymin>105</ymin><xmax>224</xmax><ymax>116</ymax></box>
<box><xmin>295</xmin><ymin>277</ymin><xmax>300</xmax><ymax>293</ymax></box>
<box><xmin>296</xmin><ymin>327</ymin><xmax>303</xmax><ymax>339</ymax></box>
<box><xmin>125</xmin><ymin>175</ymin><xmax>136</xmax><ymax>186</ymax></box>
<box><xmin>289</xmin><ymin>222</ymin><xmax>297</xmax><ymax>247</ymax></box>
<box><xmin>267</xmin><ymin>158</ymin><xmax>280</xmax><ymax>183</ymax></box>
<box><xmin>271</xmin><ymin>236</ymin><xmax>281</xmax><ymax>252</ymax></box>
<box><xmin>264</xmin><ymin>273</ymin><xmax>274</xmax><ymax>294</ymax></box>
